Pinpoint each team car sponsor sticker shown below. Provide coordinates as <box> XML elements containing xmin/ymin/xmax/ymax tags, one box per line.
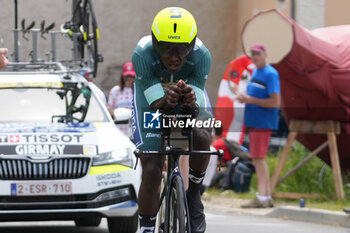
<box><xmin>0</xmin><ymin>133</ymin><xmax>97</xmax><ymax>155</ymax></box>
<box><xmin>0</xmin><ymin>81</ymin><xmax>63</xmax><ymax>89</ymax></box>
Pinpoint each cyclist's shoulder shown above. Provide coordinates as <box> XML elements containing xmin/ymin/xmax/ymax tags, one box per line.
<box><xmin>133</xmin><ymin>35</ymin><xmax>156</xmax><ymax>58</ymax></box>
<box><xmin>188</xmin><ymin>38</ymin><xmax>211</xmax><ymax>64</ymax></box>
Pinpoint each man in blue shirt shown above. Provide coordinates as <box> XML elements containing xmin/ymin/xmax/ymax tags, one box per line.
<box><xmin>237</xmin><ymin>44</ymin><xmax>280</xmax><ymax>208</ymax></box>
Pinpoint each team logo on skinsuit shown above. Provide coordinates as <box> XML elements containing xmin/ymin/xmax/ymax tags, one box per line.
<box><xmin>143</xmin><ymin>110</ymin><xmax>161</xmax><ymax>129</ymax></box>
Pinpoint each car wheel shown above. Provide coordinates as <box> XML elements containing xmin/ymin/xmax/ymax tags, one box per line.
<box><xmin>74</xmin><ymin>216</ymin><xmax>102</xmax><ymax>227</ymax></box>
<box><xmin>107</xmin><ymin>211</ymin><xmax>138</xmax><ymax>233</ymax></box>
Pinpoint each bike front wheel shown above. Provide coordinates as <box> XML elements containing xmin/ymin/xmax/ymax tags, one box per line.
<box><xmin>164</xmin><ymin>175</ymin><xmax>190</xmax><ymax>233</ymax></box>
<box><xmin>156</xmin><ymin>172</ymin><xmax>167</xmax><ymax>233</ymax></box>
<box><xmin>83</xmin><ymin>0</ymin><xmax>99</xmax><ymax>77</ymax></box>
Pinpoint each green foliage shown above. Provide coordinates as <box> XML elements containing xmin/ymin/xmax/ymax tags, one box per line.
<box><xmin>267</xmin><ymin>142</ymin><xmax>336</xmax><ymax>198</ymax></box>
<box><xmin>207</xmin><ymin>142</ymin><xmax>350</xmax><ymax>211</ymax></box>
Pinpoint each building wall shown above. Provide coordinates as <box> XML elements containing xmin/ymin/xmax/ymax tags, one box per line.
<box><xmin>0</xmin><ymin>0</ymin><xmax>239</xmax><ymax>106</ymax></box>
<box><xmin>295</xmin><ymin>0</ymin><xmax>325</xmax><ymax>29</ymax></box>
<box><xmin>325</xmin><ymin>0</ymin><xmax>350</xmax><ymax>26</ymax></box>
<box><xmin>233</xmin><ymin>0</ymin><xmax>290</xmax><ymax>58</ymax></box>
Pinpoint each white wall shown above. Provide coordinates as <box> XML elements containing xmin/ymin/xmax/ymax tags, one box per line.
<box><xmin>295</xmin><ymin>0</ymin><xmax>325</xmax><ymax>29</ymax></box>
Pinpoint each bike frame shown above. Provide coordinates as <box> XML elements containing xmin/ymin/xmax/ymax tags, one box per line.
<box><xmin>162</xmin><ymin>129</ymin><xmax>191</xmax><ymax>233</ymax></box>
<box><xmin>165</xmin><ymin>156</ymin><xmax>191</xmax><ymax>232</ymax></box>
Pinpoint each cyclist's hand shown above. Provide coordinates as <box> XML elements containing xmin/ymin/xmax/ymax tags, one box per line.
<box><xmin>164</xmin><ymin>84</ymin><xmax>181</xmax><ymax>108</ymax></box>
<box><xmin>0</xmin><ymin>48</ymin><xmax>9</xmax><ymax>70</ymax></box>
<box><xmin>177</xmin><ymin>80</ymin><xmax>196</xmax><ymax>107</ymax></box>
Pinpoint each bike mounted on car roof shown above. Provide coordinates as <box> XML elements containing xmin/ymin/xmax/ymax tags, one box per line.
<box><xmin>11</xmin><ymin>0</ymin><xmax>102</xmax><ymax>74</ymax></box>
<box><xmin>4</xmin><ymin>0</ymin><xmax>104</xmax><ymax>124</ymax></box>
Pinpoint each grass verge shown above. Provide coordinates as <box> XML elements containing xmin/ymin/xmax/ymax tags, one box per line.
<box><xmin>206</xmin><ymin>142</ymin><xmax>350</xmax><ymax>211</ymax></box>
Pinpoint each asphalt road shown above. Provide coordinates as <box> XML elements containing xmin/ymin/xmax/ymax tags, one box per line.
<box><xmin>0</xmin><ymin>211</ymin><xmax>349</xmax><ymax>233</ymax></box>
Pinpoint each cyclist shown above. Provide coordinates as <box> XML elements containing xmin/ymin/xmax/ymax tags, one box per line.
<box><xmin>132</xmin><ymin>7</ymin><xmax>212</xmax><ymax>233</ymax></box>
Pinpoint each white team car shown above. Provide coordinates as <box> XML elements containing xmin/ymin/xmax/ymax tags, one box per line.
<box><xmin>0</xmin><ymin>64</ymin><xmax>140</xmax><ymax>233</ymax></box>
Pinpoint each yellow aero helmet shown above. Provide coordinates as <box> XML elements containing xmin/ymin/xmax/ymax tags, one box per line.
<box><xmin>151</xmin><ymin>7</ymin><xmax>197</xmax><ymax>58</ymax></box>
<box><xmin>152</xmin><ymin>7</ymin><xmax>197</xmax><ymax>44</ymax></box>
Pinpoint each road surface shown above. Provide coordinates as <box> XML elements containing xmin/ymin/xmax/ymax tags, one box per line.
<box><xmin>0</xmin><ymin>211</ymin><xmax>348</xmax><ymax>233</ymax></box>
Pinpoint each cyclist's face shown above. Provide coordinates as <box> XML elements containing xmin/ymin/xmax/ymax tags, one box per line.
<box><xmin>160</xmin><ymin>54</ymin><xmax>186</xmax><ymax>73</ymax></box>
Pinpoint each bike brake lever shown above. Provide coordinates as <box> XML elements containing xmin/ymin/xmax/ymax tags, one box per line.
<box><xmin>218</xmin><ymin>149</ymin><xmax>224</xmax><ymax>171</ymax></box>
<box><xmin>133</xmin><ymin>149</ymin><xmax>140</xmax><ymax>170</ymax></box>
<box><xmin>134</xmin><ymin>157</ymin><xmax>139</xmax><ymax>170</ymax></box>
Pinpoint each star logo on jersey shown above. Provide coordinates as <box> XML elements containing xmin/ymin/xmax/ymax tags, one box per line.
<box><xmin>143</xmin><ymin>110</ymin><xmax>161</xmax><ymax>129</ymax></box>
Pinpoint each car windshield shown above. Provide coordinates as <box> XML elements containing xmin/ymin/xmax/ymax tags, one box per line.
<box><xmin>0</xmin><ymin>87</ymin><xmax>109</xmax><ymax>123</ymax></box>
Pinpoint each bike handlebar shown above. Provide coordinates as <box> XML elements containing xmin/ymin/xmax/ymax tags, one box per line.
<box><xmin>134</xmin><ymin>148</ymin><xmax>224</xmax><ymax>158</ymax></box>
<box><xmin>133</xmin><ymin>148</ymin><xmax>224</xmax><ymax>171</ymax></box>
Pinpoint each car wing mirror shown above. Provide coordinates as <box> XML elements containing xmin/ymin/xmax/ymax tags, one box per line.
<box><xmin>114</xmin><ymin>108</ymin><xmax>132</xmax><ymax>124</ymax></box>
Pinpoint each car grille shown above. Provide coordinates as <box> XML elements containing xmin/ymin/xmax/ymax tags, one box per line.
<box><xmin>0</xmin><ymin>158</ymin><xmax>90</xmax><ymax>180</ymax></box>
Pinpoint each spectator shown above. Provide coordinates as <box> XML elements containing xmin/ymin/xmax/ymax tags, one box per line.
<box><xmin>107</xmin><ymin>62</ymin><xmax>135</xmax><ymax>136</ymax></box>
<box><xmin>237</xmin><ymin>44</ymin><xmax>280</xmax><ymax>208</ymax></box>
<box><xmin>215</xmin><ymin>54</ymin><xmax>254</xmax><ymax>143</ymax></box>
<box><xmin>0</xmin><ymin>48</ymin><xmax>9</xmax><ymax>70</ymax></box>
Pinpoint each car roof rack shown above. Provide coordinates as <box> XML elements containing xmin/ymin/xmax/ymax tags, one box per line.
<box><xmin>3</xmin><ymin>1</ymin><xmax>103</xmax><ymax>78</ymax></box>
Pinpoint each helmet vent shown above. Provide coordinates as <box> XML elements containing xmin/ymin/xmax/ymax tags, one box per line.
<box><xmin>173</xmin><ymin>23</ymin><xmax>177</xmax><ymax>33</ymax></box>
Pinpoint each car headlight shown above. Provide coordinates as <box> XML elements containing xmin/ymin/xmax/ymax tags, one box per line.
<box><xmin>93</xmin><ymin>148</ymin><xmax>133</xmax><ymax>167</ymax></box>
<box><xmin>94</xmin><ymin>187</ymin><xmax>131</xmax><ymax>202</ymax></box>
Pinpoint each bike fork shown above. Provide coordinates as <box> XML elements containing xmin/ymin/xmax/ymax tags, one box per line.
<box><xmin>165</xmin><ymin>165</ymin><xmax>191</xmax><ymax>233</ymax></box>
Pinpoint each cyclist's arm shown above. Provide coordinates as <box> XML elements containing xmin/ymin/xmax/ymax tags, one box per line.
<box><xmin>132</xmin><ymin>52</ymin><xmax>162</xmax><ymax>101</ymax></box>
<box><xmin>132</xmin><ymin>51</ymin><xmax>179</xmax><ymax>111</ymax></box>
<box><xmin>186</xmin><ymin>48</ymin><xmax>212</xmax><ymax>110</ymax></box>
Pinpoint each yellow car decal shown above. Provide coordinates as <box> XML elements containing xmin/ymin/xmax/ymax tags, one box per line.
<box><xmin>0</xmin><ymin>82</ymin><xmax>63</xmax><ymax>88</ymax></box>
<box><xmin>89</xmin><ymin>164</ymin><xmax>132</xmax><ymax>175</ymax></box>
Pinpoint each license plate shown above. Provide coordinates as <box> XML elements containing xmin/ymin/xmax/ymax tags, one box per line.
<box><xmin>11</xmin><ymin>182</ymin><xmax>72</xmax><ymax>196</ymax></box>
